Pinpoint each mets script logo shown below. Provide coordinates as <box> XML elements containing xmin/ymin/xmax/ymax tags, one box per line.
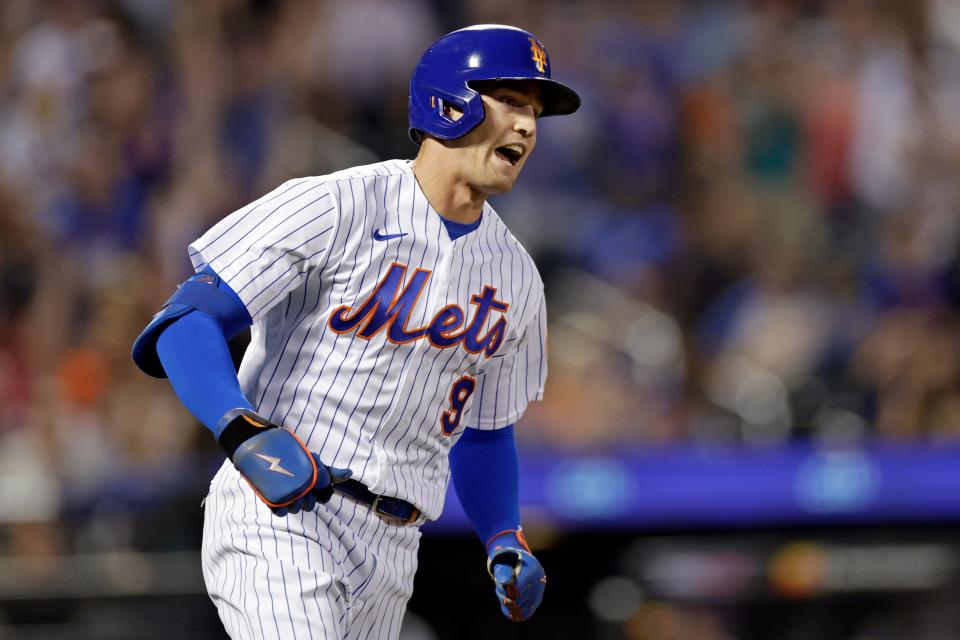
<box><xmin>529</xmin><ymin>37</ymin><xmax>548</xmax><ymax>74</ymax></box>
<box><xmin>329</xmin><ymin>263</ymin><xmax>509</xmax><ymax>358</ymax></box>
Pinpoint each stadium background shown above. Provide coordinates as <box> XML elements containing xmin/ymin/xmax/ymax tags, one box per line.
<box><xmin>2</xmin><ymin>0</ymin><xmax>960</xmax><ymax>638</ymax></box>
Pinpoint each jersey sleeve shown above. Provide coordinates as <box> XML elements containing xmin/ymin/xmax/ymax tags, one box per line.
<box><xmin>187</xmin><ymin>178</ymin><xmax>338</xmax><ymax>321</ymax></box>
<box><xmin>468</xmin><ymin>291</ymin><xmax>548</xmax><ymax>430</ymax></box>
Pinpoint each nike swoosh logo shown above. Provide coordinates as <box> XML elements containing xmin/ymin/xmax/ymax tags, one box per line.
<box><xmin>373</xmin><ymin>229</ymin><xmax>407</xmax><ymax>241</ymax></box>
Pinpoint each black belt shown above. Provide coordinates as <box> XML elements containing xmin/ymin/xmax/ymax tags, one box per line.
<box><xmin>333</xmin><ymin>479</ymin><xmax>421</xmax><ymax>525</ymax></box>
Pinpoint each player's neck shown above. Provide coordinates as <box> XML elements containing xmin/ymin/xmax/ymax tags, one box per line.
<box><xmin>412</xmin><ymin>156</ymin><xmax>485</xmax><ymax>224</ymax></box>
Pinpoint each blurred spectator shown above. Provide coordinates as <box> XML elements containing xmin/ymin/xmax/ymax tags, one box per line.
<box><xmin>1</xmin><ymin>3</ymin><xmax>960</xmax><ymax>638</ymax></box>
<box><xmin>0</xmin><ymin>0</ymin><xmax>957</xmax><ymax>534</ymax></box>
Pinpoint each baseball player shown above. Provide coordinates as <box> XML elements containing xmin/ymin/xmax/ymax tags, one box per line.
<box><xmin>132</xmin><ymin>24</ymin><xmax>579</xmax><ymax>639</ymax></box>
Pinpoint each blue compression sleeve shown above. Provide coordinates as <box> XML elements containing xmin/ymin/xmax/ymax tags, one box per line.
<box><xmin>156</xmin><ymin>311</ymin><xmax>254</xmax><ymax>436</ymax></box>
<box><xmin>449</xmin><ymin>425</ymin><xmax>521</xmax><ymax>545</ymax></box>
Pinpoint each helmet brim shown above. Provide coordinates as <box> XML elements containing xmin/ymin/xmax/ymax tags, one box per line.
<box><xmin>468</xmin><ymin>77</ymin><xmax>580</xmax><ymax>117</ymax></box>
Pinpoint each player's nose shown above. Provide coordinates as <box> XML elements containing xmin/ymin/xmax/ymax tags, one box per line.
<box><xmin>513</xmin><ymin>108</ymin><xmax>537</xmax><ymax>138</ymax></box>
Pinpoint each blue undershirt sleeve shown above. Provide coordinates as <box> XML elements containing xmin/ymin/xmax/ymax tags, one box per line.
<box><xmin>154</xmin><ymin>266</ymin><xmax>254</xmax><ymax>437</ymax></box>
<box><xmin>156</xmin><ymin>311</ymin><xmax>254</xmax><ymax>437</ymax></box>
<box><xmin>449</xmin><ymin>425</ymin><xmax>521</xmax><ymax>545</ymax></box>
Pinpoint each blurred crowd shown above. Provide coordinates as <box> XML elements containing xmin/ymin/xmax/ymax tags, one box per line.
<box><xmin>514</xmin><ymin>0</ymin><xmax>960</xmax><ymax>450</ymax></box>
<box><xmin>1</xmin><ymin>0</ymin><xmax>960</xmax><ymax>533</ymax></box>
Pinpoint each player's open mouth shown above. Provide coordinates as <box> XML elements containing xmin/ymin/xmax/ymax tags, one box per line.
<box><xmin>495</xmin><ymin>144</ymin><xmax>524</xmax><ymax>166</ymax></box>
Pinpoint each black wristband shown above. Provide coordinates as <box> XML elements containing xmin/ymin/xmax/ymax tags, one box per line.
<box><xmin>217</xmin><ymin>409</ymin><xmax>276</xmax><ymax>459</ymax></box>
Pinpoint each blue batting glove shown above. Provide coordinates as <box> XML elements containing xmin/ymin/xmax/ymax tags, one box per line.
<box><xmin>486</xmin><ymin>530</ymin><xmax>546</xmax><ymax>621</ymax></box>
<box><xmin>273</xmin><ymin>454</ymin><xmax>352</xmax><ymax>516</ymax></box>
<box><xmin>217</xmin><ymin>409</ymin><xmax>351</xmax><ymax>515</ymax></box>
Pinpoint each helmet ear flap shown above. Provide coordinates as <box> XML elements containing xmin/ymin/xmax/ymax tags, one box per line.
<box><xmin>434</xmin><ymin>96</ymin><xmax>466</xmax><ymax>124</ymax></box>
<box><xmin>430</xmin><ymin>96</ymin><xmax>453</xmax><ymax>124</ymax></box>
<box><xmin>410</xmin><ymin>82</ymin><xmax>485</xmax><ymax>143</ymax></box>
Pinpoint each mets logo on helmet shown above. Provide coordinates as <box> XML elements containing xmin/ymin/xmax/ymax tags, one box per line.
<box><xmin>529</xmin><ymin>37</ymin><xmax>548</xmax><ymax>74</ymax></box>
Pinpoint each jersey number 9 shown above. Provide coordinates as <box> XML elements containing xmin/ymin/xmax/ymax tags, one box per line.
<box><xmin>441</xmin><ymin>375</ymin><xmax>477</xmax><ymax>436</ymax></box>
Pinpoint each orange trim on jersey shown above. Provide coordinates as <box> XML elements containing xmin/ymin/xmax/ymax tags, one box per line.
<box><xmin>328</xmin><ymin>262</ymin><xmax>407</xmax><ymax>336</ymax></box>
<box><xmin>462</xmin><ymin>318</ymin><xmax>509</xmax><ymax>358</ymax></box>
<box><xmin>330</xmin><ymin>263</ymin><xmax>512</xmax><ymax>358</ymax></box>
<box><xmin>459</xmin><ymin>286</ymin><xmax>511</xmax><ymax>358</ymax></box>
<box><xmin>425</xmin><ymin>303</ymin><xmax>467</xmax><ymax>348</ymax></box>
<box><xmin>328</xmin><ymin>262</ymin><xmax>433</xmax><ymax>343</ymax></box>
<box><xmin>440</xmin><ymin>374</ymin><xmax>477</xmax><ymax>437</ymax></box>
<box><xmin>381</xmin><ymin>267</ymin><xmax>433</xmax><ymax>345</ymax></box>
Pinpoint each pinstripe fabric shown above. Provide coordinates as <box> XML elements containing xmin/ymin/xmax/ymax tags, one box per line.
<box><xmin>193</xmin><ymin>159</ymin><xmax>546</xmax><ymax>637</ymax></box>
<box><xmin>188</xmin><ymin>160</ymin><xmax>546</xmax><ymax>521</ymax></box>
<box><xmin>203</xmin><ymin>462</ymin><xmax>420</xmax><ymax>639</ymax></box>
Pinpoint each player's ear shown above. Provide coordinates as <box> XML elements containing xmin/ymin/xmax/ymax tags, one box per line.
<box><xmin>442</xmin><ymin>101</ymin><xmax>464</xmax><ymax>122</ymax></box>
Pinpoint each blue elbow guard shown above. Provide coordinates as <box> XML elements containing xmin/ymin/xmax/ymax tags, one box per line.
<box><xmin>132</xmin><ymin>270</ymin><xmax>252</xmax><ymax>378</ymax></box>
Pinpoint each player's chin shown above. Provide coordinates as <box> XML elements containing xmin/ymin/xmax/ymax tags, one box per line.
<box><xmin>484</xmin><ymin>178</ymin><xmax>518</xmax><ymax>195</ymax></box>
<box><xmin>486</xmin><ymin>167</ymin><xmax>523</xmax><ymax>193</ymax></box>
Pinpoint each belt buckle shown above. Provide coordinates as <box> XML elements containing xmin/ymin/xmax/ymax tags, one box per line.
<box><xmin>371</xmin><ymin>494</ymin><xmax>396</xmax><ymax>523</ymax></box>
<box><xmin>371</xmin><ymin>494</ymin><xmax>420</xmax><ymax>526</ymax></box>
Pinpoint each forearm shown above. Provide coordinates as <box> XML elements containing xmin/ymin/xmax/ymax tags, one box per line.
<box><xmin>449</xmin><ymin>425</ymin><xmax>522</xmax><ymax>548</ymax></box>
<box><xmin>155</xmin><ymin>309</ymin><xmax>342</xmax><ymax>513</ymax></box>
<box><xmin>155</xmin><ymin>310</ymin><xmax>253</xmax><ymax>436</ymax></box>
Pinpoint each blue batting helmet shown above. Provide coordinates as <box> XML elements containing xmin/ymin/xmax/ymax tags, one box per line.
<box><xmin>408</xmin><ymin>24</ymin><xmax>580</xmax><ymax>144</ymax></box>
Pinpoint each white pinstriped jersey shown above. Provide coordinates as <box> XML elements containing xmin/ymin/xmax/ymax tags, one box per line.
<box><xmin>188</xmin><ymin>159</ymin><xmax>547</xmax><ymax>520</ymax></box>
